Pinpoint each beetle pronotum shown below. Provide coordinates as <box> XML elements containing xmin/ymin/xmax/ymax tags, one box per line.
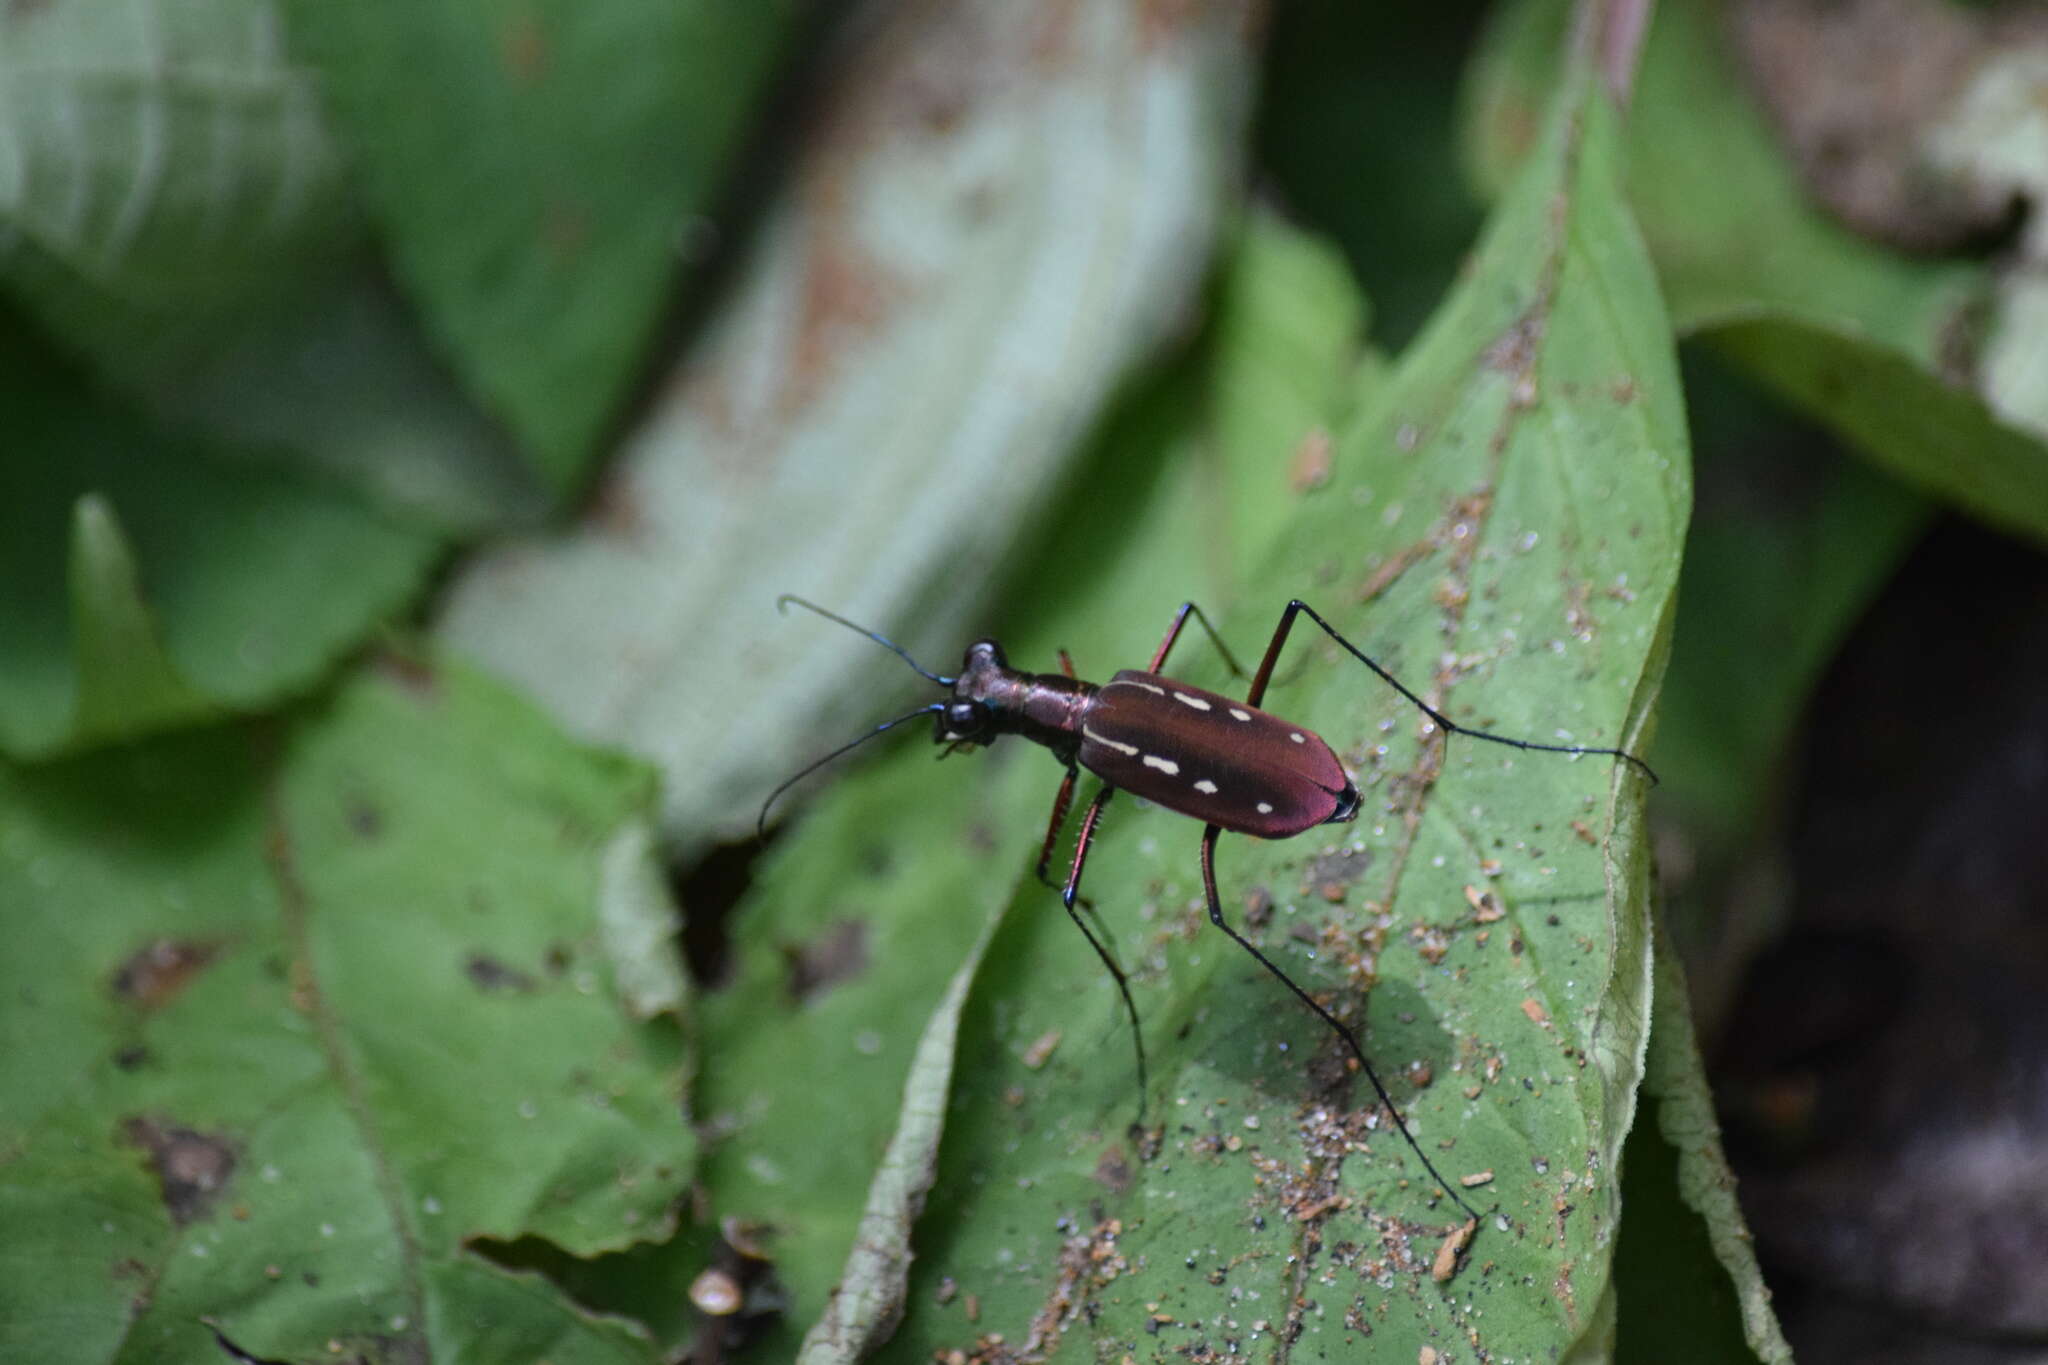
<box><xmin>759</xmin><ymin>595</ymin><xmax>1653</xmax><ymax>1238</ymax></box>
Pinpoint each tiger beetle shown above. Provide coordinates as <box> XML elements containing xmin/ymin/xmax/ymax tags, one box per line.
<box><xmin>759</xmin><ymin>594</ymin><xmax>1654</xmax><ymax>1236</ymax></box>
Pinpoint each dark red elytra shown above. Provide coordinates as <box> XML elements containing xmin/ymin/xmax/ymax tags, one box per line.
<box><xmin>761</xmin><ymin>595</ymin><xmax>1656</xmax><ymax>1253</ymax></box>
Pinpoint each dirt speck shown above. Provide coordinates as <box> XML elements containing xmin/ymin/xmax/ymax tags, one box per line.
<box><xmin>110</xmin><ymin>939</ymin><xmax>219</xmax><ymax>1010</ymax></box>
<box><xmin>1431</xmin><ymin>1218</ymin><xmax>1476</xmax><ymax>1283</ymax></box>
<box><xmin>465</xmin><ymin>953</ymin><xmax>538</xmax><ymax>993</ymax></box>
<box><xmin>1290</xmin><ymin>427</ymin><xmax>1334</xmax><ymax>493</ymax></box>
<box><xmin>1093</xmin><ymin>1145</ymin><xmax>1133</xmax><ymax>1194</ymax></box>
<box><xmin>782</xmin><ymin>918</ymin><xmax>870</xmax><ymax>1002</ymax></box>
<box><xmin>1303</xmin><ymin>847</ymin><xmax>1372</xmax><ymax>900</ymax></box>
<box><xmin>1021</xmin><ymin>1029</ymin><xmax>1062</xmax><ymax>1070</ymax></box>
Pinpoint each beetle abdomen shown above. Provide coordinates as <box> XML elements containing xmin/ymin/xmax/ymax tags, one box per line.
<box><xmin>1077</xmin><ymin>671</ymin><xmax>1355</xmax><ymax>838</ymax></box>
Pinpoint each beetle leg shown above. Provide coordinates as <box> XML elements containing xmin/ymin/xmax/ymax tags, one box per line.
<box><xmin>1199</xmin><ymin>822</ymin><xmax>1482</xmax><ymax>1226</ymax></box>
<box><xmin>1057</xmin><ymin>648</ymin><xmax>1077</xmax><ymax>679</ymax></box>
<box><xmin>1251</xmin><ymin>600</ymin><xmax>1656</xmax><ymax>781</ymax></box>
<box><xmin>1044</xmin><ymin>786</ymin><xmax>1149</xmax><ymax>1119</ymax></box>
<box><xmin>1147</xmin><ymin>602</ymin><xmax>1248</xmax><ymax>678</ymax></box>
<box><xmin>1035</xmin><ymin>766</ymin><xmax>1081</xmax><ymax>891</ymax></box>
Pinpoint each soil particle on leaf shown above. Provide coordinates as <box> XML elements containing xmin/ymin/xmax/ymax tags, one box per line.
<box><xmin>1019</xmin><ymin>1028</ymin><xmax>1061</xmax><ymax>1070</ymax></box>
<box><xmin>1291</xmin><ymin>427</ymin><xmax>1334</xmax><ymax>492</ymax></box>
<box><xmin>1431</xmin><ymin>1218</ymin><xmax>1477</xmax><ymax>1283</ymax></box>
<box><xmin>1303</xmin><ymin>846</ymin><xmax>1373</xmax><ymax>901</ymax></box>
<box><xmin>688</xmin><ymin>1266</ymin><xmax>743</xmax><ymax>1316</ymax></box>
<box><xmin>1463</xmin><ymin>884</ymin><xmax>1505</xmax><ymax>922</ymax></box>
<box><xmin>780</xmin><ymin>916</ymin><xmax>869</xmax><ymax>1001</ymax></box>
<box><xmin>1243</xmin><ymin>885</ymin><xmax>1274</xmax><ymax>930</ymax></box>
<box><xmin>463</xmin><ymin>952</ymin><xmax>538</xmax><ymax>993</ymax></box>
<box><xmin>1092</xmin><ymin>1144</ymin><xmax>1132</xmax><ymax>1194</ymax></box>
<box><xmin>110</xmin><ymin>938</ymin><xmax>220</xmax><ymax>1010</ymax></box>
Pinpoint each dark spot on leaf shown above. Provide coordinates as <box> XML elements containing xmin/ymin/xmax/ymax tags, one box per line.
<box><xmin>543</xmin><ymin>942</ymin><xmax>573</xmax><ymax>975</ymax></box>
<box><xmin>782</xmin><ymin>918</ymin><xmax>869</xmax><ymax>1002</ymax></box>
<box><xmin>1482</xmin><ymin>309</ymin><xmax>1543</xmax><ymax>376</ymax></box>
<box><xmin>110</xmin><ymin>939</ymin><xmax>219</xmax><ymax>1010</ymax></box>
<box><xmin>1093</xmin><ymin>1145</ymin><xmax>1132</xmax><ymax>1194</ymax></box>
<box><xmin>120</xmin><ymin>1116</ymin><xmax>235</xmax><ymax>1225</ymax></box>
<box><xmin>113</xmin><ymin>1045</ymin><xmax>150</xmax><ymax>1071</ymax></box>
<box><xmin>1243</xmin><ymin>886</ymin><xmax>1274</xmax><ymax>931</ymax></box>
<box><xmin>465</xmin><ymin>953</ymin><xmax>537</xmax><ymax>993</ymax></box>
<box><xmin>346</xmin><ymin>800</ymin><xmax>381</xmax><ymax>838</ymax></box>
<box><xmin>500</xmin><ymin>13</ymin><xmax>547</xmax><ymax>84</ymax></box>
<box><xmin>372</xmin><ymin>649</ymin><xmax>438</xmax><ymax>697</ymax></box>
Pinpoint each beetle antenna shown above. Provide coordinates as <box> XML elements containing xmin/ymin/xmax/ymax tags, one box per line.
<box><xmin>757</xmin><ymin>704</ymin><xmax>947</xmax><ymax>841</ymax></box>
<box><xmin>778</xmin><ymin>595</ymin><xmax>956</xmax><ymax>685</ymax></box>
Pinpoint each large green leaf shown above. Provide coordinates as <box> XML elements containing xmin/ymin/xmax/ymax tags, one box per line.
<box><xmin>700</xmin><ymin>71</ymin><xmax>1686</xmax><ymax>1360</ymax></box>
<box><xmin>0</xmin><ymin>0</ymin><xmax>531</xmax><ymax>531</ymax></box>
<box><xmin>437</xmin><ymin>1</ymin><xmax>1260</xmax><ymax>852</ymax></box>
<box><xmin>288</xmin><ymin>0</ymin><xmax>799</xmax><ymax>491</ymax></box>
<box><xmin>0</xmin><ymin>320</ymin><xmax>440</xmax><ymax>758</ymax></box>
<box><xmin>1464</xmin><ymin>0</ymin><xmax>2048</xmax><ymax>544</ymax></box>
<box><xmin>1612</xmin><ymin>919</ymin><xmax>1794</xmax><ymax>1364</ymax></box>
<box><xmin>689</xmin><ymin>208</ymin><xmax>1362</xmax><ymax>1362</ymax></box>
<box><xmin>0</xmin><ymin>661</ymin><xmax>693</xmax><ymax>1364</ymax></box>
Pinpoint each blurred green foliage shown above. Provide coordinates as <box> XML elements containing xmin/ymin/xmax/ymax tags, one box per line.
<box><xmin>5</xmin><ymin>0</ymin><xmax>2046</xmax><ymax>1361</ymax></box>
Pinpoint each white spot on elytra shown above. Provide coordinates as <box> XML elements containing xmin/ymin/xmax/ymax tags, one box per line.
<box><xmin>1142</xmin><ymin>755</ymin><xmax>1180</xmax><ymax>776</ymax></box>
<box><xmin>1193</xmin><ymin>779</ymin><xmax>1218</xmax><ymax>794</ymax></box>
<box><xmin>1256</xmin><ymin>802</ymin><xmax>1275</xmax><ymax>814</ymax></box>
<box><xmin>1107</xmin><ymin>679</ymin><xmax>1165</xmax><ymax>696</ymax></box>
<box><xmin>1173</xmin><ymin>693</ymin><xmax>1212</xmax><ymax>711</ymax></box>
<box><xmin>1289</xmin><ymin>732</ymin><xmax>1306</xmax><ymax>744</ymax></box>
<box><xmin>1229</xmin><ymin>708</ymin><xmax>1252</xmax><ymax>721</ymax></box>
<box><xmin>1083</xmin><ymin>726</ymin><xmax>1138</xmax><ymax>756</ymax></box>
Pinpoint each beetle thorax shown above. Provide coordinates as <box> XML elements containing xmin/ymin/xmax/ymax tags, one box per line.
<box><xmin>937</xmin><ymin>639</ymin><xmax>1096</xmax><ymax>758</ymax></box>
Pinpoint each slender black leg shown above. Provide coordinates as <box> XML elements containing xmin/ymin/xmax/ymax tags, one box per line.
<box><xmin>1148</xmin><ymin>602</ymin><xmax>1249</xmax><ymax>678</ymax></box>
<box><xmin>1200</xmin><ymin>824</ymin><xmax>1481</xmax><ymax>1225</ymax></box>
<box><xmin>1247</xmin><ymin>599</ymin><xmax>1655</xmax><ymax>780</ymax></box>
<box><xmin>1051</xmin><ymin>787</ymin><xmax>1150</xmax><ymax>1119</ymax></box>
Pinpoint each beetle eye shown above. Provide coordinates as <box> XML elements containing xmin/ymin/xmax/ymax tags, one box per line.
<box><xmin>946</xmin><ymin>701</ymin><xmax>985</xmax><ymax>734</ymax></box>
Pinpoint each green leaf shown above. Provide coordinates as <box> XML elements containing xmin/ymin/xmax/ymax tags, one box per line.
<box><xmin>0</xmin><ymin>660</ymin><xmax>693</xmax><ymax>1364</ymax></box>
<box><xmin>288</xmin><ymin>0</ymin><xmax>800</xmax><ymax>490</ymax></box>
<box><xmin>919</xmin><ymin>84</ymin><xmax>1679</xmax><ymax>1365</ymax></box>
<box><xmin>797</xmin><ymin>907</ymin><xmax>1007</xmax><ymax>1365</ymax></box>
<box><xmin>1651</xmin><ymin>357</ymin><xmax>1931</xmax><ymax>849</ymax></box>
<box><xmin>0</xmin><ymin>322</ymin><xmax>441</xmax><ymax>758</ymax></box>
<box><xmin>1463</xmin><ymin>0</ymin><xmax>2048</xmax><ymax>544</ymax></box>
<box><xmin>0</xmin><ymin>1</ymin><xmax>528</xmax><ymax>532</ymax></box>
<box><xmin>702</xmin><ymin>71</ymin><xmax>1685</xmax><ymax>1359</ymax></box>
<box><xmin>1614</xmin><ymin>920</ymin><xmax>1794</xmax><ymax>1363</ymax></box>
<box><xmin>66</xmin><ymin>494</ymin><xmax>217</xmax><ymax>742</ymax></box>
<box><xmin>0</xmin><ymin>0</ymin><xmax>354</xmax><ymax>329</ymax></box>
<box><xmin>691</xmin><ymin>208</ymin><xmax>1361</xmax><ymax>1361</ymax></box>
<box><xmin>437</xmin><ymin>4</ymin><xmax>1260</xmax><ymax>852</ymax></box>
